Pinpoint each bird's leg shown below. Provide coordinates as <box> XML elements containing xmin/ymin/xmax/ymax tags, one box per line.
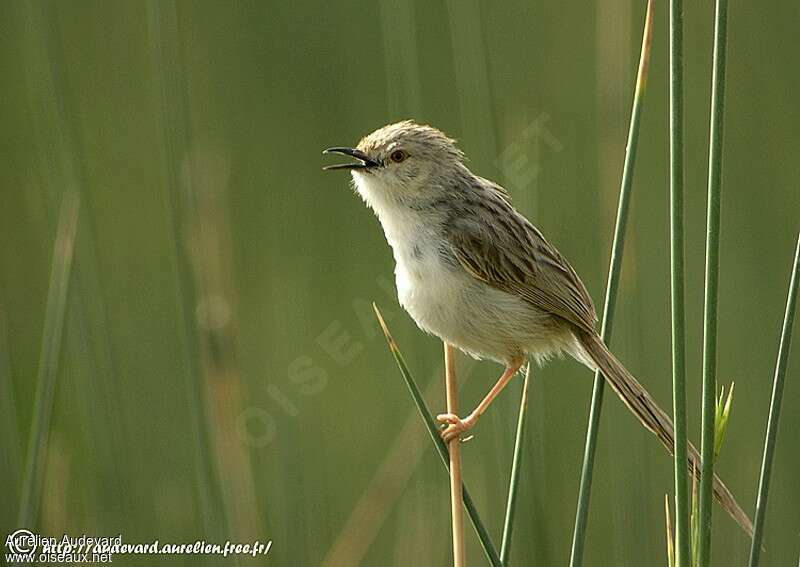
<box><xmin>437</xmin><ymin>356</ymin><xmax>524</xmax><ymax>442</ymax></box>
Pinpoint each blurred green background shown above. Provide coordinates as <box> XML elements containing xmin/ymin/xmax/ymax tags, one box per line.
<box><xmin>1</xmin><ymin>1</ymin><xmax>798</xmax><ymax>565</ymax></box>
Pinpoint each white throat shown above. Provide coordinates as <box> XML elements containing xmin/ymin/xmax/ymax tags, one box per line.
<box><xmin>351</xmin><ymin>171</ymin><xmax>435</xmax><ymax>254</ymax></box>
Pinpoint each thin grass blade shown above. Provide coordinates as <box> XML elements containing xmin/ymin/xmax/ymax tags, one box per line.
<box><xmin>748</xmin><ymin>234</ymin><xmax>800</xmax><ymax>567</ymax></box>
<box><xmin>698</xmin><ymin>1</ymin><xmax>730</xmax><ymax>564</ymax></box>
<box><xmin>17</xmin><ymin>190</ymin><xmax>79</xmax><ymax>529</ymax></box>
<box><xmin>569</xmin><ymin>3</ymin><xmax>654</xmax><ymax>564</ymax></box>
<box><xmin>373</xmin><ymin>304</ymin><xmax>502</xmax><ymax>567</ymax></box>
<box><xmin>669</xmin><ymin>0</ymin><xmax>692</xmax><ymax>561</ymax></box>
<box><xmin>500</xmin><ymin>364</ymin><xmax>532</xmax><ymax>566</ymax></box>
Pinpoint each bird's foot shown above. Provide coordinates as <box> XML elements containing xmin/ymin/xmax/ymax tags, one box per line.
<box><xmin>437</xmin><ymin>412</ymin><xmax>477</xmax><ymax>443</ymax></box>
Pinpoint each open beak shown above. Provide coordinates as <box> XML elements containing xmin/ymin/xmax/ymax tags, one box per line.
<box><xmin>322</xmin><ymin>147</ymin><xmax>380</xmax><ymax>171</ymax></box>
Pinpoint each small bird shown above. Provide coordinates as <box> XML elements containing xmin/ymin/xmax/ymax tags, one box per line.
<box><xmin>324</xmin><ymin>120</ymin><xmax>753</xmax><ymax>536</ymax></box>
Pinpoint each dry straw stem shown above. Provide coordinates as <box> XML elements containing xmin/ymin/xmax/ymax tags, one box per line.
<box><xmin>373</xmin><ymin>304</ymin><xmax>503</xmax><ymax>567</ymax></box>
<box><xmin>445</xmin><ymin>343</ymin><xmax>466</xmax><ymax>567</ymax></box>
<box><xmin>321</xmin><ymin>356</ymin><xmax>479</xmax><ymax>567</ymax></box>
<box><xmin>665</xmin><ymin>495</ymin><xmax>675</xmax><ymax>567</ymax></box>
<box><xmin>569</xmin><ymin>2</ymin><xmax>654</xmax><ymax>565</ymax></box>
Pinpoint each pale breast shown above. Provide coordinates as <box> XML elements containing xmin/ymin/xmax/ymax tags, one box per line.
<box><xmin>394</xmin><ymin>240</ymin><xmax>473</xmax><ymax>343</ymax></box>
<box><xmin>391</xmin><ymin>234</ymin><xmax>571</xmax><ymax>364</ymax></box>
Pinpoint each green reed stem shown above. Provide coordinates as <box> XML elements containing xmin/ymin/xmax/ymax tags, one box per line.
<box><xmin>569</xmin><ymin>3</ymin><xmax>653</xmax><ymax>565</ymax></box>
<box><xmin>17</xmin><ymin>191</ymin><xmax>79</xmax><ymax>529</ymax></box>
<box><xmin>669</xmin><ymin>0</ymin><xmax>691</xmax><ymax>564</ymax></box>
<box><xmin>500</xmin><ymin>364</ymin><xmax>532</xmax><ymax>566</ymax></box>
<box><xmin>698</xmin><ymin>1</ymin><xmax>729</xmax><ymax>564</ymax></box>
<box><xmin>373</xmin><ymin>305</ymin><xmax>502</xmax><ymax>567</ymax></box>
<box><xmin>748</xmin><ymin>234</ymin><xmax>800</xmax><ymax>567</ymax></box>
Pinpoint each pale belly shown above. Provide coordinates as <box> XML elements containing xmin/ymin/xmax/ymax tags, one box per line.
<box><xmin>393</xmin><ymin>247</ymin><xmax>571</xmax><ymax>364</ymax></box>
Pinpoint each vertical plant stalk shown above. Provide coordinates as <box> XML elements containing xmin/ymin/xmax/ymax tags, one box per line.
<box><xmin>17</xmin><ymin>191</ymin><xmax>79</xmax><ymax>529</ymax></box>
<box><xmin>698</xmin><ymin>1</ymin><xmax>729</xmax><ymax>564</ymax></box>
<box><xmin>373</xmin><ymin>305</ymin><xmax>502</xmax><ymax>567</ymax></box>
<box><xmin>669</xmin><ymin>0</ymin><xmax>691</xmax><ymax>564</ymax></box>
<box><xmin>500</xmin><ymin>364</ymin><xmax>531</xmax><ymax>566</ymax></box>
<box><xmin>569</xmin><ymin>2</ymin><xmax>653</xmax><ymax>564</ymax></box>
<box><xmin>445</xmin><ymin>344</ymin><xmax>466</xmax><ymax>567</ymax></box>
<box><xmin>748</xmin><ymin>234</ymin><xmax>800</xmax><ymax>567</ymax></box>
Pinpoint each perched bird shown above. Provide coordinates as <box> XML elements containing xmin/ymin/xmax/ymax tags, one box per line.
<box><xmin>324</xmin><ymin>120</ymin><xmax>753</xmax><ymax>536</ymax></box>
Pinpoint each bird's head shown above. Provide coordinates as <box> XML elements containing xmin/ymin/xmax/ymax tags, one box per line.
<box><xmin>324</xmin><ymin>120</ymin><xmax>465</xmax><ymax>211</ymax></box>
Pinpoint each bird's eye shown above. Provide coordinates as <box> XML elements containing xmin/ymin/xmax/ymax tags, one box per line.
<box><xmin>389</xmin><ymin>149</ymin><xmax>408</xmax><ymax>163</ymax></box>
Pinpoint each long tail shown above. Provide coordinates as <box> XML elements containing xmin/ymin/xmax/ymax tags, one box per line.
<box><xmin>576</xmin><ymin>329</ymin><xmax>754</xmax><ymax>537</ymax></box>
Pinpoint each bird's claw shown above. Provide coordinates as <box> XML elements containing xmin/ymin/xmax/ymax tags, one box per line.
<box><xmin>436</xmin><ymin>413</ymin><xmax>476</xmax><ymax>443</ymax></box>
